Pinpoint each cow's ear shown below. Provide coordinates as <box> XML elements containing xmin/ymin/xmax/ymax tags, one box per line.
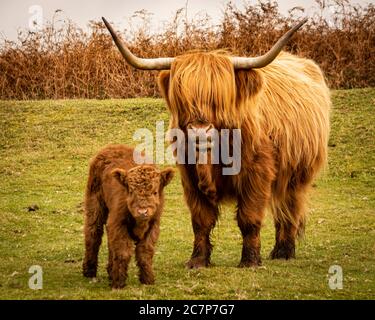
<box><xmin>234</xmin><ymin>69</ymin><xmax>263</xmax><ymax>103</ymax></box>
<box><xmin>160</xmin><ymin>167</ymin><xmax>175</xmax><ymax>188</ymax></box>
<box><xmin>112</xmin><ymin>169</ymin><xmax>128</xmax><ymax>190</ymax></box>
<box><xmin>158</xmin><ymin>71</ymin><xmax>171</xmax><ymax>103</ymax></box>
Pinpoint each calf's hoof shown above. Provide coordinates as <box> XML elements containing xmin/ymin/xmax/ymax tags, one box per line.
<box><xmin>140</xmin><ymin>274</ymin><xmax>155</xmax><ymax>285</ymax></box>
<box><xmin>89</xmin><ymin>277</ymin><xmax>98</xmax><ymax>283</ymax></box>
<box><xmin>82</xmin><ymin>264</ymin><xmax>97</xmax><ymax>278</ymax></box>
<box><xmin>111</xmin><ymin>281</ymin><xmax>126</xmax><ymax>290</ymax></box>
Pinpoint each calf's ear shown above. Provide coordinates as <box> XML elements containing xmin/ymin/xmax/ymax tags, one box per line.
<box><xmin>160</xmin><ymin>167</ymin><xmax>175</xmax><ymax>187</ymax></box>
<box><xmin>112</xmin><ymin>169</ymin><xmax>128</xmax><ymax>190</ymax></box>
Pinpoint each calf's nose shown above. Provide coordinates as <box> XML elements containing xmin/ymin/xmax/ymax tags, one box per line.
<box><xmin>137</xmin><ymin>208</ymin><xmax>148</xmax><ymax>217</ymax></box>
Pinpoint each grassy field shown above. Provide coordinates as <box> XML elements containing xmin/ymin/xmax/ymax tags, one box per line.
<box><xmin>0</xmin><ymin>88</ymin><xmax>374</xmax><ymax>300</ymax></box>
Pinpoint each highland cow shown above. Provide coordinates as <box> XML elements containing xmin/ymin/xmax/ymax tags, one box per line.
<box><xmin>103</xmin><ymin>18</ymin><xmax>331</xmax><ymax>268</ymax></box>
<box><xmin>82</xmin><ymin>144</ymin><xmax>174</xmax><ymax>288</ymax></box>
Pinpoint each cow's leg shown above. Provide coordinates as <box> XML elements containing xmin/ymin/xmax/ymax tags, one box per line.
<box><xmin>270</xmin><ymin>186</ymin><xmax>306</xmax><ymax>260</ymax></box>
<box><xmin>236</xmin><ymin>155</ymin><xmax>274</xmax><ymax>267</ymax></box>
<box><xmin>82</xmin><ymin>194</ymin><xmax>105</xmax><ymax>278</ymax></box>
<box><xmin>186</xmin><ymin>194</ymin><xmax>219</xmax><ymax>269</ymax></box>
<box><xmin>196</xmin><ymin>155</ymin><xmax>217</xmax><ymax>205</ymax></box>
<box><xmin>237</xmin><ymin>202</ymin><xmax>265</xmax><ymax>267</ymax></box>
<box><xmin>107</xmin><ymin>217</ymin><xmax>133</xmax><ymax>289</ymax></box>
<box><xmin>270</xmin><ymin>220</ymin><xmax>296</xmax><ymax>259</ymax></box>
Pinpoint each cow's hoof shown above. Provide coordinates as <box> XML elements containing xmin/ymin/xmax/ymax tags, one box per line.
<box><xmin>238</xmin><ymin>259</ymin><xmax>261</xmax><ymax>268</ymax></box>
<box><xmin>270</xmin><ymin>244</ymin><xmax>295</xmax><ymax>260</ymax></box>
<box><xmin>185</xmin><ymin>258</ymin><xmax>210</xmax><ymax>269</ymax></box>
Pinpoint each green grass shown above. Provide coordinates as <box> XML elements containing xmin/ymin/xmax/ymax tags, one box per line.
<box><xmin>0</xmin><ymin>89</ymin><xmax>374</xmax><ymax>300</ymax></box>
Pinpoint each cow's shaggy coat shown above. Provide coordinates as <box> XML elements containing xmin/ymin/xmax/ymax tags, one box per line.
<box><xmin>158</xmin><ymin>51</ymin><xmax>330</xmax><ymax>267</ymax></box>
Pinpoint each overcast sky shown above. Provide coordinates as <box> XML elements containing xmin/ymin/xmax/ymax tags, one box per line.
<box><xmin>0</xmin><ymin>0</ymin><xmax>371</xmax><ymax>41</ymax></box>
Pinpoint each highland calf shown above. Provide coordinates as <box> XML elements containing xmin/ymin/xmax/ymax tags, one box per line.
<box><xmin>82</xmin><ymin>144</ymin><xmax>174</xmax><ymax>288</ymax></box>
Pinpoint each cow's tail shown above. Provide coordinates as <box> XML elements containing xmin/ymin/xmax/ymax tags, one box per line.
<box><xmin>269</xmin><ymin>178</ymin><xmax>308</xmax><ymax>239</ymax></box>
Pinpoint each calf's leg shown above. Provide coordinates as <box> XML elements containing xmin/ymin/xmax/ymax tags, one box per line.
<box><xmin>135</xmin><ymin>225</ymin><xmax>159</xmax><ymax>284</ymax></box>
<box><xmin>107</xmin><ymin>218</ymin><xmax>133</xmax><ymax>289</ymax></box>
<box><xmin>82</xmin><ymin>194</ymin><xmax>106</xmax><ymax>278</ymax></box>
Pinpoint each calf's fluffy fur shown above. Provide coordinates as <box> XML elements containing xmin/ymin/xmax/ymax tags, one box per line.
<box><xmin>82</xmin><ymin>144</ymin><xmax>174</xmax><ymax>288</ymax></box>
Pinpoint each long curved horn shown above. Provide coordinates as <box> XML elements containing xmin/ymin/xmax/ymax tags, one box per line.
<box><xmin>102</xmin><ymin>17</ymin><xmax>174</xmax><ymax>70</ymax></box>
<box><xmin>231</xmin><ymin>18</ymin><xmax>308</xmax><ymax>69</ymax></box>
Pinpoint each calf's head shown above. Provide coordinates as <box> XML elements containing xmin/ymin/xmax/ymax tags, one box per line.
<box><xmin>112</xmin><ymin>165</ymin><xmax>174</xmax><ymax>221</ymax></box>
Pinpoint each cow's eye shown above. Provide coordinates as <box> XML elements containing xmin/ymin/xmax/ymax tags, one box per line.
<box><xmin>153</xmin><ymin>191</ymin><xmax>158</xmax><ymax>196</ymax></box>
